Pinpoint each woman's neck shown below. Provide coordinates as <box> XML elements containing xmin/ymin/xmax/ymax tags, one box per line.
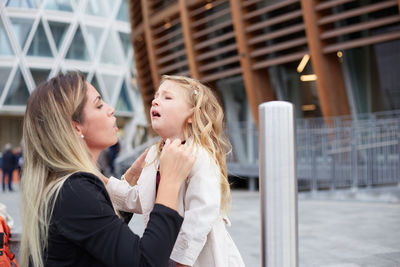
<box><xmin>90</xmin><ymin>150</ymin><xmax>101</xmax><ymax>165</ymax></box>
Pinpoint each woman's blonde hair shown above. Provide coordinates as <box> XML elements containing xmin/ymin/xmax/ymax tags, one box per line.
<box><xmin>21</xmin><ymin>72</ymin><xmax>100</xmax><ymax>267</ymax></box>
<box><xmin>156</xmin><ymin>75</ymin><xmax>232</xmax><ymax>214</ymax></box>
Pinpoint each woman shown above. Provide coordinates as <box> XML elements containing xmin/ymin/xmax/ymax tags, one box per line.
<box><xmin>20</xmin><ymin>72</ymin><xmax>195</xmax><ymax>267</ymax></box>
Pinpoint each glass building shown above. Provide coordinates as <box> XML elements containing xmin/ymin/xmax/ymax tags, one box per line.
<box><xmin>0</xmin><ymin>0</ymin><xmax>146</xmax><ymax>152</ymax></box>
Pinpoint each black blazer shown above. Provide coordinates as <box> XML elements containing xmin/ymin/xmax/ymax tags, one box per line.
<box><xmin>43</xmin><ymin>172</ymin><xmax>183</xmax><ymax>267</ymax></box>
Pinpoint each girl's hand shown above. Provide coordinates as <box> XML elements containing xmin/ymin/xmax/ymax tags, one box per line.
<box><xmin>124</xmin><ymin>148</ymin><xmax>148</xmax><ymax>186</ymax></box>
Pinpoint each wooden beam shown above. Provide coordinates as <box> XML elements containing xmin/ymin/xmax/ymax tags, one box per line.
<box><xmin>149</xmin><ymin>2</ymin><xmax>179</xmax><ymax>26</ymax></box>
<box><xmin>141</xmin><ymin>0</ymin><xmax>160</xmax><ymax>87</ymax></box>
<box><xmin>300</xmin><ymin>0</ymin><xmax>350</xmax><ymax>117</ymax></box>
<box><xmin>133</xmin><ymin>39</ymin><xmax>153</xmax><ymax>124</ymax></box>
<box><xmin>398</xmin><ymin>0</ymin><xmax>400</xmax><ymax>13</ymax></box>
<box><xmin>230</xmin><ymin>0</ymin><xmax>275</xmax><ymax>124</ymax></box>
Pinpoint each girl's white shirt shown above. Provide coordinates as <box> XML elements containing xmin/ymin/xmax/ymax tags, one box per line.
<box><xmin>106</xmin><ymin>144</ymin><xmax>245</xmax><ymax>267</ymax></box>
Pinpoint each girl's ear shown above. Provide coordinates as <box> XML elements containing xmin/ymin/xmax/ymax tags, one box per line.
<box><xmin>187</xmin><ymin>108</ymin><xmax>195</xmax><ymax>124</ymax></box>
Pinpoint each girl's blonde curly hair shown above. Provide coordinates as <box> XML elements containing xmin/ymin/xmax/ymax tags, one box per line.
<box><xmin>155</xmin><ymin>75</ymin><xmax>232</xmax><ymax>214</ymax></box>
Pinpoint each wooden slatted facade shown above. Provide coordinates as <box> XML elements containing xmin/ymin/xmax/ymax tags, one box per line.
<box><xmin>128</xmin><ymin>0</ymin><xmax>400</xmax><ymax>124</ymax></box>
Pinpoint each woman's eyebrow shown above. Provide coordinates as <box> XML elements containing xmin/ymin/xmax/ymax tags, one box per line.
<box><xmin>93</xmin><ymin>95</ymin><xmax>101</xmax><ymax>103</ymax></box>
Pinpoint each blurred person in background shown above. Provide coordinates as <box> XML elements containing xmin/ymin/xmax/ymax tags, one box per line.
<box><xmin>1</xmin><ymin>143</ymin><xmax>16</xmax><ymax>192</ymax></box>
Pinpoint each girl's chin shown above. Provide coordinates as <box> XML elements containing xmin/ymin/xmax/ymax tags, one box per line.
<box><xmin>151</xmin><ymin>127</ymin><xmax>182</xmax><ymax>141</ymax></box>
<box><xmin>151</xmin><ymin>126</ymin><xmax>162</xmax><ymax>136</ymax></box>
<box><xmin>156</xmin><ymin>132</ymin><xmax>171</xmax><ymax>141</ymax></box>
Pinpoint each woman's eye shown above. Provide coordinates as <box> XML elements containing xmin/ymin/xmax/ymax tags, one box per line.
<box><xmin>97</xmin><ymin>104</ymin><xmax>103</xmax><ymax>109</ymax></box>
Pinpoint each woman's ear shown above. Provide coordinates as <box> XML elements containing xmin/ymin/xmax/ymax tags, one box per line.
<box><xmin>72</xmin><ymin>121</ymin><xmax>84</xmax><ymax>136</ymax></box>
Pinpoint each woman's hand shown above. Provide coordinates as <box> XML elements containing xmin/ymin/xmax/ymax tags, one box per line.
<box><xmin>156</xmin><ymin>139</ymin><xmax>195</xmax><ymax>211</ymax></box>
<box><xmin>159</xmin><ymin>139</ymin><xmax>195</xmax><ymax>187</ymax></box>
<box><xmin>123</xmin><ymin>148</ymin><xmax>148</xmax><ymax>186</ymax></box>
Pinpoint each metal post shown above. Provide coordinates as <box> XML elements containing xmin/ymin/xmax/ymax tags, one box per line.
<box><xmin>351</xmin><ymin>125</ymin><xmax>359</xmax><ymax>192</ymax></box>
<box><xmin>259</xmin><ymin>101</ymin><xmax>298</xmax><ymax>267</ymax></box>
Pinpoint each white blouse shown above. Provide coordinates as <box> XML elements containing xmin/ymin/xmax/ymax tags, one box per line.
<box><xmin>106</xmin><ymin>144</ymin><xmax>245</xmax><ymax>267</ymax></box>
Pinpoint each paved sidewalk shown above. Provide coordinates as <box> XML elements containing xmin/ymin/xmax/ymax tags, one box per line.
<box><xmin>1</xmin><ymin>185</ymin><xmax>400</xmax><ymax>266</ymax></box>
<box><xmin>228</xmin><ymin>190</ymin><xmax>400</xmax><ymax>267</ymax></box>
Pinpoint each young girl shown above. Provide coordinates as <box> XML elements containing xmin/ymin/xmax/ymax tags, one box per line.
<box><xmin>106</xmin><ymin>75</ymin><xmax>245</xmax><ymax>267</ymax></box>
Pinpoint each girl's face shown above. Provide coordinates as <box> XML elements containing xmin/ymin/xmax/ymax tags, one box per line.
<box><xmin>150</xmin><ymin>80</ymin><xmax>193</xmax><ymax>140</ymax></box>
<box><xmin>75</xmin><ymin>83</ymin><xmax>119</xmax><ymax>160</ymax></box>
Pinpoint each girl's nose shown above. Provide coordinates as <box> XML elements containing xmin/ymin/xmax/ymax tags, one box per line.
<box><xmin>108</xmin><ymin>105</ymin><xmax>115</xmax><ymax>116</ymax></box>
<box><xmin>152</xmin><ymin>98</ymin><xmax>158</xmax><ymax>106</ymax></box>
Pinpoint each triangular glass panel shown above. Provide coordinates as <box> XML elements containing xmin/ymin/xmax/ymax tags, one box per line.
<box><xmin>104</xmin><ymin>0</ymin><xmax>116</xmax><ymax>13</ymax></box>
<box><xmin>80</xmin><ymin>72</ymin><xmax>89</xmax><ymax>80</ymax></box>
<box><xmin>4</xmin><ymin>69</ymin><xmax>30</xmax><ymax>106</ymax></box>
<box><xmin>85</xmin><ymin>26</ymin><xmax>103</xmax><ymax>56</ymax></box>
<box><xmin>0</xmin><ymin>67</ymin><xmax>12</xmax><ymax>97</ymax></box>
<box><xmin>101</xmin><ymin>73</ymin><xmax>119</xmax><ymax>101</ymax></box>
<box><xmin>100</xmin><ymin>32</ymin><xmax>122</xmax><ymax>64</ymax></box>
<box><xmin>45</xmin><ymin>0</ymin><xmax>73</xmax><ymax>12</ymax></box>
<box><xmin>30</xmin><ymin>68</ymin><xmax>51</xmax><ymax>86</ymax></box>
<box><xmin>6</xmin><ymin>0</ymin><xmax>36</xmax><ymax>8</ymax></box>
<box><xmin>85</xmin><ymin>0</ymin><xmax>108</xmax><ymax>17</ymax></box>
<box><xmin>27</xmin><ymin>21</ymin><xmax>53</xmax><ymax>57</ymax></box>
<box><xmin>116</xmin><ymin>80</ymin><xmax>133</xmax><ymax>112</ymax></box>
<box><xmin>118</xmin><ymin>32</ymin><xmax>131</xmax><ymax>57</ymax></box>
<box><xmin>10</xmin><ymin>17</ymin><xmax>34</xmax><ymax>51</ymax></box>
<box><xmin>66</xmin><ymin>26</ymin><xmax>90</xmax><ymax>61</ymax></box>
<box><xmin>0</xmin><ymin>19</ymin><xmax>14</xmax><ymax>56</ymax></box>
<box><xmin>48</xmin><ymin>21</ymin><xmax>69</xmax><ymax>51</ymax></box>
<box><xmin>117</xmin><ymin>0</ymin><xmax>129</xmax><ymax>22</ymax></box>
<box><xmin>90</xmin><ymin>74</ymin><xmax>108</xmax><ymax>102</ymax></box>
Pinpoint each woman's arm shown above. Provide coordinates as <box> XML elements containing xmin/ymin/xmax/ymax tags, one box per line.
<box><xmin>54</xmin><ymin>173</ymin><xmax>184</xmax><ymax>266</ymax></box>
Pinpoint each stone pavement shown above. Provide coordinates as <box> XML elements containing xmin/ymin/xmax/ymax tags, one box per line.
<box><xmin>1</xmin><ymin>184</ymin><xmax>400</xmax><ymax>266</ymax></box>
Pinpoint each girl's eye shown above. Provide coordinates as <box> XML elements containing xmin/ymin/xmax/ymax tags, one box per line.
<box><xmin>165</xmin><ymin>96</ymin><xmax>172</xmax><ymax>100</ymax></box>
<box><xmin>97</xmin><ymin>103</ymin><xmax>103</xmax><ymax>109</ymax></box>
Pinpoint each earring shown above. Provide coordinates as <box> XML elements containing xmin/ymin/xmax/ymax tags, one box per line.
<box><xmin>80</xmin><ymin>134</ymin><xmax>84</xmax><ymax>139</ymax></box>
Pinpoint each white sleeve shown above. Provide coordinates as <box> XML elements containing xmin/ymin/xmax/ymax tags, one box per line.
<box><xmin>105</xmin><ymin>177</ymin><xmax>143</xmax><ymax>213</ymax></box>
<box><xmin>170</xmin><ymin>150</ymin><xmax>221</xmax><ymax>265</ymax></box>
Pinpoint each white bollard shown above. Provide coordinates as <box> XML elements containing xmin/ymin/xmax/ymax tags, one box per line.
<box><xmin>259</xmin><ymin>101</ymin><xmax>298</xmax><ymax>267</ymax></box>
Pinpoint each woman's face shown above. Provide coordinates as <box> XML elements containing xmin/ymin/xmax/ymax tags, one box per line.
<box><xmin>76</xmin><ymin>83</ymin><xmax>118</xmax><ymax>159</ymax></box>
<box><xmin>150</xmin><ymin>80</ymin><xmax>193</xmax><ymax>140</ymax></box>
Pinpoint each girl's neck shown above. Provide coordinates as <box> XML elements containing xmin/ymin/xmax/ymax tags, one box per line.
<box><xmin>160</xmin><ymin>134</ymin><xmax>185</xmax><ymax>142</ymax></box>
